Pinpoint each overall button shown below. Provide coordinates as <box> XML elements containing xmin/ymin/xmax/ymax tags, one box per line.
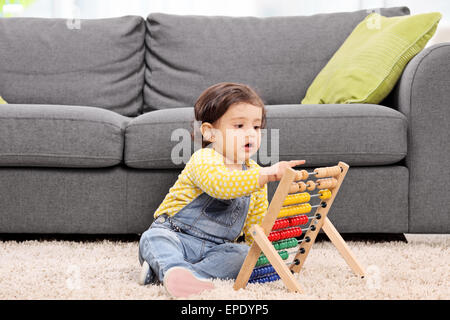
<box><xmin>157</xmin><ymin>216</ymin><xmax>166</xmax><ymax>223</ymax></box>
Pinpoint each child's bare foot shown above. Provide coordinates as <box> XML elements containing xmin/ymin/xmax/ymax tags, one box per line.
<box><xmin>164</xmin><ymin>267</ymin><xmax>214</xmax><ymax>298</ymax></box>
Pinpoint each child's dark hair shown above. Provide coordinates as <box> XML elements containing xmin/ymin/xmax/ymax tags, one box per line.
<box><xmin>191</xmin><ymin>82</ymin><xmax>266</xmax><ymax>148</ymax></box>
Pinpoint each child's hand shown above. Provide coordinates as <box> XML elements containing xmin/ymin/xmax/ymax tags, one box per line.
<box><xmin>259</xmin><ymin>160</ymin><xmax>306</xmax><ymax>187</ymax></box>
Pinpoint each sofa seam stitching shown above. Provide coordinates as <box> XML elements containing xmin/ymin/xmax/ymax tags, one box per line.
<box><xmin>125</xmin><ymin>152</ymin><xmax>408</xmax><ymax>163</ymax></box>
<box><xmin>0</xmin><ymin>153</ymin><xmax>121</xmax><ymax>160</ymax></box>
<box><xmin>126</xmin><ymin>116</ymin><xmax>406</xmax><ymax>127</ymax></box>
<box><xmin>0</xmin><ymin>117</ymin><xmax>125</xmax><ymax>130</ymax></box>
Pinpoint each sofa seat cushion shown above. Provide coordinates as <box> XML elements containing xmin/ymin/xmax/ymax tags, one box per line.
<box><xmin>0</xmin><ymin>104</ymin><xmax>130</xmax><ymax>167</ymax></box>
<box><xmin>124</xmin><ymin>104</ymin><xmax>407</xmax><ymax>169</ymax></box>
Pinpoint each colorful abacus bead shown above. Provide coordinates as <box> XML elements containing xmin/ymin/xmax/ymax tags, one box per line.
<box><xmin>319</xmin><ymin>189</ymin><xmax>332</xmax><ymax>200</ymax></box>
<box><xmin>249</xmin><ymin>273</ymin><xmax>280</xmax><ymax>284</ymax></box>
<box><xmin>316</xmin><ymin>179</ymin><xmax>337</xmax><ymax>189</ymax></box>
<box><xmin>288</xmin><ymin>215</ymin><xmax>308</xmax><ymax>227</ymax></box>
<box><xmin>279</xmin><ymin>250</ymin><xmax>289</xmax><ymax>260</ymax></box>
<box><xmin>273</xmin><ymin>274</ymin><xmax>281</xmax><ymax>282</ymax></box>
<box><xmin>314</xmin><ymin>165</ymin><xmax>341</xmax><ymax>178</ymax></box>
<box><xmin>278</xmin><ymin>203</ymin><xmax>312</xmax><ymax>218</ymax></box>
<box><xmin>268</xmin><ymin>230</ymin><xmax>278</xmax><ymax>241</ymax></box>
<box><xmin>272</xmin><ymin>218</ymin><xmax>290</xmax><ymax>230</ymax></box>
<box><xmin>282</xmin><ymin>192</ymin><xmax>311</xmax><ymax>206</ymax></box>
<box><xmin>276</xmin><ymin>238</ymin><xmax>296</xmax><ymax>249</ymax></box>
<box><xmin>282</xmin><ymin>227</ymin><xmax>301</xmax><ymax>239</ymax></box>
<box><xmin>272</xmin><ymin>220</ymin><xmax>281</xmax><ymax>230</ymax></box>
<box><xmin>289</xmin><ymin>238</ymin><xmax>298</xmax><ymax>248</ymax></box>
<box><xmin>250</xmin><ymin>265</ymin><xmax>275</xmax><ymax>280</ymax></box>
<box><xmin>255</xmin><ymin>255</ymin><xmax>269</xmax><ymax>267</ymax></box>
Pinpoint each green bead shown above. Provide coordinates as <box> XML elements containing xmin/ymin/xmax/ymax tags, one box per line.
<box><xmin>289</xmin><ymin>239</ymin><xmax>297</xmax><ymax>248</ymax></box>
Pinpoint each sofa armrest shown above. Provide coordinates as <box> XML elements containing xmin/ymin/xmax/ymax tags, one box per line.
<box><xmin>390</xmin><ymin>43</ymin><xmax>450</xmax><ymax>233</ymax></box>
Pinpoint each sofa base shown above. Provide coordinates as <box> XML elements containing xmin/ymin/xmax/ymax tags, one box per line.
<box><xmin>0</xmin><ymin>165</ymin><xmax>409</xmax><ymax>234</ymax></box>
<box><xmin>0</xmin><ymin>232</ymin><xmax>409</xmax><ymax>243</ymax></box>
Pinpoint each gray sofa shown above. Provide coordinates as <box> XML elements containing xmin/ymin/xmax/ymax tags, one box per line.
<box><xmin>0</xmin><ymin>6</ymin><xmax>448</xmax><ymax>237</ymax></box>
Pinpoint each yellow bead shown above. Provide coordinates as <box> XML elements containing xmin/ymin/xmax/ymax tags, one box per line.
<box><xmin>319</xmin><ymin>189</ymin><xmax>332</xmax><ymax>200</ymax></box>
<box><xmin>282</xmin><ymin>192</ymin><xmax>311</xmax><ymax>206</ymax></box>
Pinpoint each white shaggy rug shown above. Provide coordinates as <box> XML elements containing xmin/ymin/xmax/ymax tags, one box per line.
<box><xmin>0</xmin><ymin>234</ymin><xmax>448</xmax><ymax>300</ymax></box>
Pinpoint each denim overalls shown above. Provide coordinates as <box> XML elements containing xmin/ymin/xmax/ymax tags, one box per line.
<box><xmin>138</xmin><ymin>162</ymin><xmax>252</xmax><ymax>283</ymax></box>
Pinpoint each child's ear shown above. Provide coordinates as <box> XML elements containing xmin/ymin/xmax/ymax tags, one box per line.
<box><xmin>200</xmin><ymin>122</ymin><xmax>214</xmax><ymax>141</ymax></box>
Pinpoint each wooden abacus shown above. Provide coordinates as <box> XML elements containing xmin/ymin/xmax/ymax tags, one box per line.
<box><xmin>233</xmin><ymin>162</ymin><xmax>365</xmax><ymax>293</ymax></box>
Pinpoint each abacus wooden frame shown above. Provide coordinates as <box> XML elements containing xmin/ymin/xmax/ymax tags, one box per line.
<box><xmin>233</xmin><ymin>162</ymin><xmax>365</xmax><ymax>294</ymax></box>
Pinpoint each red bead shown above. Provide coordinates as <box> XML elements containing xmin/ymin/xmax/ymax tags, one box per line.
<box><xmin>274</xmin><ymin>232</ymin><xmax>279</xmax><ymax>241</ymax></box>
<box><xmin>273</xmin><ymin>221</ymin><xmax>280</xmax><ymax>230</ymax></box>
<box><xmin>289</xmin><ymin>218</ymin><xmax>295</xmax><ymax>227</ymax></box>
<box><xmin>301</xmin><ymin>215</ymin><xmax>307</xmax><ymax>225</ymax></box>
<box><xmin>287</xmin><ymin>218</ymin><xmax>292</xmax><ymax>227</ymax></box>
<box><xmin>290</xmin><ymin>228</ymin><xmax>297</xmax><ymax>237</ymax></box>
<box><xmin>287</xmin><ymin>229</ymin><xmax>294</xmax><ymax>239</ymax></box>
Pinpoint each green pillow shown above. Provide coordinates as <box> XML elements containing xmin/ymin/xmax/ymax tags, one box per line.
<box><xmin>0</xmin><ymin>96</ymin><xmax>7</xmax><ymax>104</ymax></box>
<box><xmin>301</xmin><ymin>12</ymin><xmax>442</xmax><ymax>105</ymax></box>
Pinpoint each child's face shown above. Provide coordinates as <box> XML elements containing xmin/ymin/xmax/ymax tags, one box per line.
<box><xmin>209</xmin><ymin>102</ymin><xmax>262</xmax><ymax>165</ymax></box>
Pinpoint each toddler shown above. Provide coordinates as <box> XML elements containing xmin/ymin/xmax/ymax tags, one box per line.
<box><xmin>138</xmin><ymin>82</ymin><xmax>305</xmax><ymax>298</ymax></box>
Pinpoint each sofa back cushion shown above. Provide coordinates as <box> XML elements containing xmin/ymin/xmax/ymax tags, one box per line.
<box><xmin>0</xmin><ymin>16</ymin><xmax>145</xmax><ymax>116</ymax></box>
<box><xmin>144</xmin><ymin>7</ymin><xmax>410</xmax><ymax>112</ymax></box>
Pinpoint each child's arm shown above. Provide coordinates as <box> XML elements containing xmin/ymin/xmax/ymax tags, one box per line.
<box><xmin>258</xmin><ymin>160</ymin><xmax>306</xmax><ymax>187</ymax></box>
<box><xmin>186</xmin><ymin>150</ymin><xmax>264</xmax><ymax>200</ymax></box>
<box><xmin>187</xmin><ymin>149</ymin><xmax>305</xmax><ymax>199</ymax></box>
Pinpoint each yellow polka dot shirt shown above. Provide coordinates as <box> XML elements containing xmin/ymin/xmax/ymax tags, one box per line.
<box><xmin>154</xmin><ymin>147</ymin><xmax>268</xmax><ymax>246</ymax></box>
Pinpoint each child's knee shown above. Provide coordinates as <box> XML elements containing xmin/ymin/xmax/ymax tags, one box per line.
<box><xmin>222</xmin><ymin>243</ymin><xmax>250</xmax><ymax>262</ymax></box>
<box><xmin>139</xmin><ymin>226</ymin><xmax>181</xmax><ymax>253</ymax></box>
<box><xmin>229</xmin><ymin>243</ymin><xmax>250</xmax><ymax>255</ymax></box>
<box><xmin>139</xmin><ymin>229</ymin><xmax>152</xmax><ymax>250</ymax></box>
